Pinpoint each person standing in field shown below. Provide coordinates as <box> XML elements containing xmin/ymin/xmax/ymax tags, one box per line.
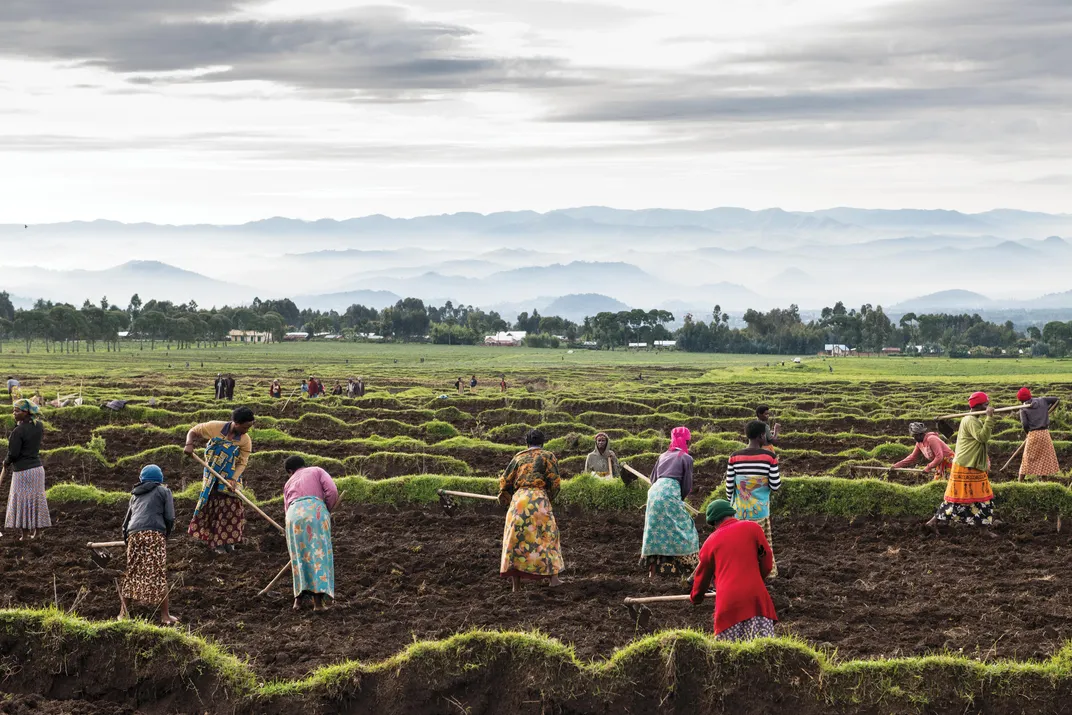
<box><xmin>4</xmin><ymin>399</ymin><xmax>50</xmax><ymax>540</ymax></box>
<box><xmin>690</xmin><ymin>499</ymin><xmax>777</xmax><ymax>641</ymax></box>
<box><xmin>307</xmin><ymin>376</ymin><xmax>320</xmax><ymax>398</ymax></box>
<box><xmin>584</xmin><ymin>432</ymin><xmax>622</xmax><ymax>479</ymax></box>
<box><xmin>498</xmin><ymin>429</ymin><xmax>564</xmax><ymax>591</ymax></box>
<box><xmin>641</xmin><ymin>426</ymin><xmax>699</xmax><ymax>578</ymax></box>
<box><xmin>891</xmin><ymin>422</ymin><xmax>953</xmax><ymax>480</ymax></box>
<box><xmin>470</xmin><ymin>375</ymin><xmax>478</xmax><ymax>392</ymax></box>
<box><xmin>283</xmin><ymin>456</ymin><xmax>338</xmax><ymax>612</ymax></box>
<box><xmin>214</xmin><ymin>373</ymin><xmax>225</xmax><ymax>400</ymax></box>
<box><xmin>331</xmin><ymin>381</ymin><xmax>343</xmax><ymax>396</ymax></box>
<box><xmin>6</xmin><ymin>377</ymin><xmax>19</xmax><ymax>403</ymax></box>
<box><xmin>185</xmin><ymin>407</ymin><xmax>255</xmax><ymax>554</ymax></box>
<box><xmin>269</xmin><ymin>380</ymin><xmax>282</xmax><ymax>399</ymax></box>
<box><xmin>301</xmin><ymin>379</ymin><xmax>309</xmax><ymax>397</ymax></box>
<box><xmin>225</xmin><ymin>374</ymin><xmax>236</xmax><ymax>400</ymax></box>
<box><xmin>118</xmin><ymin>464</ymin><xmax>177</xmax><ymax>625</ymax></box>
<box><xmin>755</xmin><ymin>404</ymin><xmax>780</xmax><ymax>447</ymax></box>
<box><xmin>346</xmin><ymin>378</ymin><xmax>357</xmax><ymax>398</ymax></box>
<box><xmin>500</xmin><ymin>376</ymin><xmax>507</xmax><ymax>393</ymax></box>
<box><xmin>455</xmin><ymin>377</ymin><xmax>463</xmax><ymax>395</ymax></box>
<box><xmin>725</xmin><ymin>421</ymin><xmax>781</xmax><ymax>579</ymax></box>
<box><xmin>1016</xmin><ymin>387</ymin><xmax>1060</xmax><ymax>480</ymax></box>
<box><xmin>357</xmin><ymin>377</ymin><xmax>365</xmax><ymax>397</ymax></box>
<box><xmin>926</xmin><ymin>392</ymin><xmax>997</xmax><ymax>534</ymax></box>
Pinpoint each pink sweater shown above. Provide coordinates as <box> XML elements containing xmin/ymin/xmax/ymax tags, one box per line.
<box><xmin>283</xmin><ymin>467</ymin><xmax>339</xmax><ymax>513</ymax></box>
<box><xmin>893</xmin><ymin>433</ymin><xmax>953</xmax><ymax>471</ymax></box>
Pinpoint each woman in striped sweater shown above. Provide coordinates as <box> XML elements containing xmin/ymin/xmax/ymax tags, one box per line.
<box><xmin>726</xmin><ymin>420</ymin><xmax>781</xmax><ymax>579</ymax></box>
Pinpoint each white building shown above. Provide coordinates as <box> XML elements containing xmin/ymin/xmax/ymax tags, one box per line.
<box><xmin>228</xmin><ymin>329</ymin><xmax>272</xmax><ymax>343</ymax></box>
<box><xmin>654</xmin><ymin>340</ymin><xmax>676</xmax><ymax>349</ymax></box>
<box><xmin>283</xmin><ymin>332</ymin><xmax>309</xmax><ymax>341</ymax></box>
<box><xmin>484</xmin><ymin>331</ymin><xmax>527</xmax><ymax>346</ymax></box>
<box><xmin>824</xmin><ymin>344</ymin><xmax>850</xmax><ymax>356</ymax></box>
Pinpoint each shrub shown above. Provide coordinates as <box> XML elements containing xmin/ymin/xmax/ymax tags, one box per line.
<box><xmin>421</xmin><ymin>420</ymin><xmax>460</xmax><ymax>442</ymax></box>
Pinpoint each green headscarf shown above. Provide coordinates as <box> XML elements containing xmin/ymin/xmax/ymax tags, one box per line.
<box><xmin>705</xmin><ymin>498</ymin><xmax>735</xmax><ymax>525</ymax></box>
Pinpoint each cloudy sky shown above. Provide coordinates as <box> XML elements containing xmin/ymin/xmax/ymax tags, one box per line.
<box><xmin>1</xmin><ymin>0</ymin><xmax>1069</xmax><ymax>223</ymax></box>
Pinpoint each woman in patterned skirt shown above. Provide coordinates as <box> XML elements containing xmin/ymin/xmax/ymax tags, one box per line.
<box><xmin>926</xmin><ymin>392</ymin><xmax>998</xmax><ymax>535</ymax></box>
<box><xmin>118</xmin><ymin>465</ymin><xmax>177</xmax><ymax>624</ymax></box>
<box><xmin>1016</xmin><ymin>387</ymin><xmax>1060</xmax><ymax>480</ymax></box>
<box><xmin>184</xmin><ymin>407</ymin><xmax>255</xmax><ymax>554</ymax></box>
<box><xmin>641</xmin><ymin>426</ymin><xmax>699</xmax><ymax>578</ymax></box>
<box><xmin>4</xmin><ymin>398</ymin><xmax>49</xmax><ymax>540</ymax></box>
<box><xmin>498</xmin><ymin>429</ymin><xmax>565</xmax><ymax>592</ymax></box>
<box><xmin>282</xmin><ymin>455</ymin><xmax>339</xmax><ymax>612</ymax></box>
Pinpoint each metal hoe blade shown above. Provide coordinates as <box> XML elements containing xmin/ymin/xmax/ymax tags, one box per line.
<box><xmin>438</xmin><ymin>492</ymin><xmax>459</xmax><ymax>518</ymax></box>
<box><xmin>625</xmin><ymin>603</ymin><xmax>653</xmax><ymax>630</ymax></box>
<box><xmin>90</xmin><ymin>548</ymin><xmax>112</xmax><ymax>569</ymax></box>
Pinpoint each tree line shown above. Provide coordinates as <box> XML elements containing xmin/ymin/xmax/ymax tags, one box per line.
<box><xmin>0</xmin><ymin>291</ymin><xmax>1060</xmax><ymax>357</ymax></box>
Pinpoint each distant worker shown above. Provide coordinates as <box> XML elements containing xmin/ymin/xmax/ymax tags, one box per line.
<box><xmin>926</xmin><ymin>392</ymin><xmax>996</xmax><ymax>534</ymax></box>
<box><xmin>214</xmin><ymin>373</ymin><xmax>225</xmax><ymax>400</ymax></box>
<box><xmin>891</xmin><ymin>422</ymin><xmax>952</xmax><ymax>480</ymax></box>
<box><xmin>1016</xmin><ymin>387</ymin><xmax>1060</xmax><ymax>480</ymax></box>
<box><xmin>690</xmin><ymin>499</ymin><xmax>777</xmax><ymax>641</ymax></box>
<box><xmin>755</xmin><ymin>404</ymin><xmax>780</xmax><ymax>447</ymax></box>
<box><xmin>455</xmin><ymin>377</ymin><xmax>463</xmax><ymax>395</ymax></box>
<box><xmin>118</xmin><ymin>464</ymin><xmax>177</xmax><ymax>625</ymax></box>
<box><xmin>6</xmin><ymin>376</ymin><xmax>19</xmax><ymax>402</ymax></box>
<box><xmin>641</xmin><ymin>426</ymin><xmax>698</xmax><ymax>579</ymax></box>
<box><xmin>224</xmin><ymin>374</ymin><xmax>236</xmax><ymax>400</ymax></box>
<box><xmin>346</xmin><ymin>378</ymin><xmax>357</xmax><ymax>398</ymax></box>
<box><xmin>584</xmin><ymin>432</ymin><xmax>621</xmax><ymax>479</ymax></box>
<box><xmin>307</xmin><ymin>376</ymin><xmax>320</xmax><ymax>398</ymax></box>
<box><xmin>470</xmin><ymin>375</ymin><xmax>478</xmax><ymax>392</ymax></box>
<box><xmin>269</xmin><ymin>380</ymin><xmax>282</xmax><ymax>399</ymax></box>
<box><xmin>726</xmin><ymin>421</ymin><xmax>781</xmax><ymax>579</ymax></box>
<box><xmin>498</xmin><ymin>429</ymin><xmax>564</xmax><ymax>591</ymax></box>
<box><xmin>4</xmin><ymin>399</ymin><xmax>49</xmax><ymax>540</ymax></box>
<box><xmin>331</xmin><ymin>381</ymin><xmax>343</xmax><ymax>396</ymax></box>
<box><xmin>357</xmin><ymin>378</ymin><xmax>365</xmax><ymax>397</ymax></box>
<box><xmin>283</xmin><ymin>456</ymin><xmax>339</xmax><ymax>612</ymax></box>
<box><xmin>185</xmin><ymin>407</ymin><xmax>255</xmax><ymax>554</ymax></box>
<box><xmin>500</xmin><ymin>376</ymin><xmax>507</xmax><ymax>393</ymax></box>
<box><xmin>301</xmin><ymin>379</ymin><xmax>309</xmax><ymax>396</ymax></box>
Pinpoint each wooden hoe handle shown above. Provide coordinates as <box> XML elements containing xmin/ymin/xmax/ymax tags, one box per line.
<box><xmin>191</xmin><ymin>452</ymin><xmax>286</xmax><ymax>534</ymax></box>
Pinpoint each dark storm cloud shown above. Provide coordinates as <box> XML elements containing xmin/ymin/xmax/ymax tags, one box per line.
<box><xmin>555</xmin><ymin>0</ymin><xmax>1072</xmax><ymax>128</ymax></box>
<box><xmin>0</xmin><ymin>2</ymin><xmax>576</xmax><ymax>94</ymax></box>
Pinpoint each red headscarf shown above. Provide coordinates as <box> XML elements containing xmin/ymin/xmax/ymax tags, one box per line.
<box><xmin>968</xmin><ymin>391</ymin><xmax>989</xmax><ymax>409</ymax></box>
<box><xmin>1017</xmin><ymin>387</ymin><xmax>1032</xmax><ymax>402</ymax></box>
<box><xmin>669</xmin><ymin>426</ymin><xmax>691</xmax><ymax>452</ymax></box>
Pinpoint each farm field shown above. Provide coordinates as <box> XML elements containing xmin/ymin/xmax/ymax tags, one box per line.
<box><xmin>4</xmin><ymin>343</ymin><xmax>1072</xmax><ymax>714</ymax></box>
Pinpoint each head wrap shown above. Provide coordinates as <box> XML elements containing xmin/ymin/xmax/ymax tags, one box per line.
<box><xmin>139</xmin><ymin>464</ymin><xmax>164</xmax><ymax>483</ymax></box>
<box><xmin>908</xmin><ymin>422</ymin><xmax>927</xmax><ymax>436</ymax></box>
<box><xmin>594</xmin><ymin>432</ymin><xmax>609</xmax><ymax>454</ymax></box>
<box><xmin>1017</xmin><ymin>387</ymin><xmax>1032</xmax><ymax>402</ymax></box>
<box><xmin>968</xmin><ymin>391</ymin><xmax>989</xmax><ymax>409</ymax></box>
<box><xmin>669</xmin><ymin>426</ymin><xmax>691</xmax><ymax>452</ymax></box>
<box><xmin>13</xmin><ymin>398</ymin><xmax>39</xmax><ymax>423</ymax></box>
<box><xmin>705</xmin><ymin>499</ymin><xmax>735</xmax><ymax>525</ymax></box>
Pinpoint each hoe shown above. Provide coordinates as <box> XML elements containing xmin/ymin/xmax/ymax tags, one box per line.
<box><xmin>624</xmin><ymin>592</ymin><xmax>714</xmax><ymax>629</ymax></box>
<box><xmin>437</xmin><ymin>489</ymin><xmax>501</xmax><ymax>517</ymax></box>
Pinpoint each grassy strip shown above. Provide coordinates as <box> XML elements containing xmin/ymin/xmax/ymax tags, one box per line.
<box><xmin>5</xmin><ymin>607</ymin><xmax>1072</xmax><ymax>713</ymax></box>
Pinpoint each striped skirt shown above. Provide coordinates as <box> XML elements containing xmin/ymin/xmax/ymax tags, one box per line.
<box><xmin>5</xmin><ymin>466</ymin><xmax>51</xmax><ymax>530</ymax></box>
<box><xmin>1020</xmin><ymin>430</ymin><xmax>1060</xmax><ymax>478</ymax></box>
<box><xmin>285</xmin><ymin>496</ymin><xmax>335</xmax><ymax>598</ymax></box>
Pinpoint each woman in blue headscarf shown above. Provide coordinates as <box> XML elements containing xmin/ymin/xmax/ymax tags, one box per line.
<box><xmin>4</xmin><ymin>398</ymin><xmax>49</xmax><ymax>540</ymax></box>
<box><xmin>119</xmin><ymin>464</ymin><xmax>178</xmax><ymax>624</ymax></box>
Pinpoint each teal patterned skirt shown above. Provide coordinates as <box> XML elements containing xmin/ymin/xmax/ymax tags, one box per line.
<box><xmin>285</xmin><ymin>496</ymin><xmax>335</xmax><ymax>598</ymax></box>
<box><xmin>641</xmin><ymin>478</ymin><xmax>699</xmax><ymax>574</ymax></box>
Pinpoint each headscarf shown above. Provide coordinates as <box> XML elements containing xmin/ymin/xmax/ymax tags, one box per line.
<box><xmin>968</xmin><ymin>391</ymin><xmax>989</xmax><ymax>409</ymax></box>
<box><xmin>140</xmin><ymin>464</ymin><xmax>164</xmax><ymax>483</ymax></box>
<box><xmin>1017</xmin><ymin>387</ymin><xmax>1032</xmax><ymax>402</ymax></box>
<box><xmin>13</xmin><ymin>398</ymin><xmax>39</xmax><ymax>423</ymax></box>
<box><xmin>669</xmin><ymin>426</ymin><xmax>691</xmax><ymax>453</ymax></box>
<box><xmin>705</xmin><ymin>499</ymin><xmax>735</xmax><ymax>525</ymax></box>
<box><xmin>594</xmin><ymin>432</ymin><xmax>609</xmax><ymax>455</ymax></box>
<box><xmin>908</xmin><ymin>422</ymin><xmax>927</xmax><ymax>436</ymax></box>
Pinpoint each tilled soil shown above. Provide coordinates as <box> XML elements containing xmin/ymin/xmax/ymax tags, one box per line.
<box><xmin>3</xmin><ymin>502</ymin><xmax>1072</xmax><ymax>683</ymax></box>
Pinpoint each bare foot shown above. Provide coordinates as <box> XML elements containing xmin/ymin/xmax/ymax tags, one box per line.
<box><xmin>549</xmin><ymin>575</ymin><xmax>563</xmax><ymax>588</ymax></box>
<box><xmin>161</xmin><ymin>615</ymin><xmax>179</xmax><ymax>625</ymax></box>
<box><xmin>292</xmin><ymin>598</ymin><xmax>302</xmax><ymax>611</ymax></box>
<box><xmin>511</xmin><ymin>576</ymin><xmax>520</xmax><ymax>593</ymax></box>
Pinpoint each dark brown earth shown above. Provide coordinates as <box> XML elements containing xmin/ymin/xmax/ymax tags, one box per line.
<box><xmin>3</xmin><ymin>502</ymin><xmax>1071</xmax><ymax>683</ymax></box>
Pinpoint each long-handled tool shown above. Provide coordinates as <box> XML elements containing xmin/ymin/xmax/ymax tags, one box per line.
<box><xmin>935</xmin><ymin>405</ymin><xmax>1026</xmax><ymax>420</ymax></box>
<box><xmin>0</xmin><ymin>466</ymin><xmax>5</xmax><ymax>538</ymax></box>
<box><xmin>437</xmin><ymin>489</ymin><xmax>500</xmax><ymax>517</ymax></box>
<box><xmin>88</xmin><ymin>540</ymin><xmax>126</xmax><ymax>568</ymax></box>
<box><xmin>190</xmin><ymin>452</ymin><xmax>285</xmax><ymax>534</ymax></box>
<box><xmin>258</xmin><ymin>561</ymin><xmax>293</xmax><ymax>597</ymax></box>
<box><xmin>279</xmin><ymin>385</ymin><xmax>301</xmax><ymax>411</ymax></box>
<box><xmin>621</xmin><ymin>462</ymin><xmax>652</xmax><ymax>486</ymax></box>
<box><xmin>848</xmin><ymin>465</ymin><xmax>926</xmax><ymax>478</ymax></box>
<box><xmin>624</xmin><ymin>592</ymin><xmax>714</xmax><ymax>629</ymax></box>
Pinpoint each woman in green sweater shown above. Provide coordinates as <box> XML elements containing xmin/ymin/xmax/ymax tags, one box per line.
<box><xmin>926</xmin><ymin>391</ymin><xmax>996</xmax><ymax>534</ymax></box>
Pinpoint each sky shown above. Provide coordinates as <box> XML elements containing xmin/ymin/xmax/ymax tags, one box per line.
<box><xmin>1</xmin><ymin>0</ymin><xmax>1070</xmax><ymax>223</ymax></box>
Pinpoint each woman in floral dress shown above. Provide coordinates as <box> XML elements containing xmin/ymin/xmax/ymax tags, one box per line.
<box><xmin>498</xmin><ymin>429</ymin><xmax>564</xmax><ymax>592</ymax></box>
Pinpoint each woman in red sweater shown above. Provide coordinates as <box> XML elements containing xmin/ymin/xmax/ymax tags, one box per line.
<box><xmin>689</xmin><ymin>499</ymin><xmax>777</xmax><ymax>641</ymax></box>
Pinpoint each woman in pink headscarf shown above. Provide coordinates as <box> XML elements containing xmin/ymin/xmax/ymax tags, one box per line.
<box><xmin>641</xmin><ymin>426</ymin><xmax>699</xmax><ymax>579</ymax></box>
